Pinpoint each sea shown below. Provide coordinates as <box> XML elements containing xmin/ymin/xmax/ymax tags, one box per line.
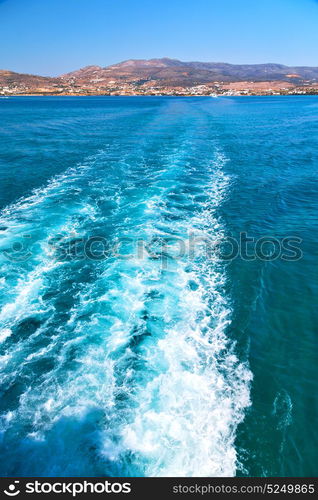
<box><xmin>0</xmin><ymin>96</ymin><xmax>317</xmax><ymax>477</ymax></box>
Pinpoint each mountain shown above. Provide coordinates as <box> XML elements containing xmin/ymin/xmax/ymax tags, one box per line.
<box><xmin>0</xmin><ymin>70</ymin><xmax>60</xmax><ymax>92</ymax></box>
<box><xmin>1</xmin><ymin>59</ymin><xmax>318</xmax><ymax>95</ymax></box>
<box><xmin>61</xmin><ymin>58</ymin><xmax>318</xmax><ymax>86</ymax></box>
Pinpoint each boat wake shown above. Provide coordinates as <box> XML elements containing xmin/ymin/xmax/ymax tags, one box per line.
<box><xmin>0</xmin><ymin>104</ymin><xmax>252</xmax><ymax>477</ymax></box>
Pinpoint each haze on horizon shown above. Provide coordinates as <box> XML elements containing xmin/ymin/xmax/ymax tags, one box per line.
<box><xmin>0</xmin><ymin>0</ymin><xmax>318</xmax><ymax>76</ymax></box>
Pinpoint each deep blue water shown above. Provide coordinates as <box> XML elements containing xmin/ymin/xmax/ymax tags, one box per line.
<box><xmin>0</xmin><ymin>96</ymin><xmax>317</xmax><ymax>477</ymax></box>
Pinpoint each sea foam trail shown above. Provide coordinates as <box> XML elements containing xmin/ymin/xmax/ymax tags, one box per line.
<box><xmin>0</xmin><ymin>101</ymin><xmax>251</xmax><ymax>477</ymax></box>
<box><xmin>100</xmin><ymin>148</ymin><xmax>252</xmax><ymax>477</ymax></box>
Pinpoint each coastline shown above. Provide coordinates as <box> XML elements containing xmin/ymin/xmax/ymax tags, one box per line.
<box><xmin>3</xmin><ymin>91</ymin><xmax>318</xmax><ymax>97</ymax></box>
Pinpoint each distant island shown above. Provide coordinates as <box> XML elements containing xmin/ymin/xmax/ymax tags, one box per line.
<box><xmin>1</xmin><ymin>58</ymin><xmax>318</xmax><ymax>96</ymax></box>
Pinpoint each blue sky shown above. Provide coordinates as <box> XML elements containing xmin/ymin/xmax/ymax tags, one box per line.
<box><xmin>0</xmin><ymin>0</ymin><xmax>317</xmax><ymax>75</ymax></box>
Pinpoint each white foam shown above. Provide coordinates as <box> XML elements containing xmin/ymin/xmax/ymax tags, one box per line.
<box><xmin>0</xmin><ymin>328</ymin><xmax>12</xmax><ymax>343</ymax></box>
<box><xmin>108</xmin><ymin>147</ymin><xmax>252</xmax><ymax>476</ymax></box>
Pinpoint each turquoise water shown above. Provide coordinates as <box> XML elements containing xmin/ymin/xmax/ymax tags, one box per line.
<box><xmin>0</xmin><ymin>96</ymin><xmax>317</xmax><ymax>477</ymax></box>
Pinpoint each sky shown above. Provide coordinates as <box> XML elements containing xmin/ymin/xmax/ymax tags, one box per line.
<box><xmin>0</xmin><ymin>0</ymin><xmax>317</xmax><ymax>76</ymax></box>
